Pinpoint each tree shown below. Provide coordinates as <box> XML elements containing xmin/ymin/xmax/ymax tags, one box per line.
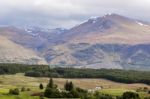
<box><xmin>47</xmin><ymin>77</ymin><xmax>54</xmax><ymax>88</ymax></box>
<box><xmin>64</xmin><ymin>81</ymin><xmax>69</xmax><ymax>91</ymax></box>
<box><xmin>39</xmin><ymin>83</ymin><xmax>44</xmax><ymax>90</ymax></box>
<box><xmin>64</xmin><ymin>81</ymin><xmax>74</xmax><ymax>91</ymax></box>
<box><xmin>69</xmin><ymin>82</ymin><xmax>74</xmax><ymax>91</ymax></box>
<box><xmin>44</xmin><ymin>78</ymin><xmax>60</xmax><ymax>98</ymax></box>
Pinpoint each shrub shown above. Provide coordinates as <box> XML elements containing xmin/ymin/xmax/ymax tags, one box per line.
<box><xmin>148</xmin><ymin>90</ymin><xmax>150</xmax><ymax>94</ymax></box>
<box><xmin>94</xmin><ymin>91</ymin><xmax>113</xmax><ymax>99</ymax></box>
<box><xmin>9</xmin><ymin>88</ymin><xmax>19</xmax><ymax>95</ymax></box>
<box><xmin>144</xmin><ymin>97</ymin><xmax>150</xmax><ymax>99</ymax></box>
<box><xmin>21</xmin><ymin>87</ymin><xmax>26</xmax><ymax>92</ymax></box>
<box><xmin>27</xmin><ymin>88</ymin><xmax>31</xmax><ymax>91</ymax></box>
<box><xmin>44</xmin><ymin>88</ymin><xmax>61</xmax><ymax>98</ymax></box>
<box><xmin>122</xmin><ymin>92</ymin><xmax>140</xmax><ymax>99</ymax></box>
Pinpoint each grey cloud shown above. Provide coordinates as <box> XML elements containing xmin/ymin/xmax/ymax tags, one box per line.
<box><xmin>0</xmin><ymin>0</ymin><xmax>149</xmax><ymax>28</ymax></box>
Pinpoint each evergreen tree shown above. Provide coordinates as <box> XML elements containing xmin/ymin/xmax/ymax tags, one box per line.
<box><xmin>47</xmin><ymin>77</ymin><xmax>54</xmax><ymax>88</ymax></box>
<box><xmin>64</xmin><ymin>80</ymin><xmax>69</xmax><ymax>91</ymax></box>
<box><xmin>39</xmin><ymin>83</ymin><xmax>44</xmax><ymax>90</ymax></box>
<box><xmin>44</xmin><ymin>78</ymin><xmax>60</xmax><ymax>98</ymax></box>
<box><xmin>64</xmin><ymin>81</ymin><xmax>74</xmax><ymax>91</ymax></box>
<box><xmin>69</xmin><ymin>81</ymin><xmax>74</xmax><ymax>91</ymax></box>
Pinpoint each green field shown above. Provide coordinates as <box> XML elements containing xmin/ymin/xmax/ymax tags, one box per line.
<box><xmin>0</xmin><ymin>73</ymin><xmax>149</xmax><ymax>99</ymax></box>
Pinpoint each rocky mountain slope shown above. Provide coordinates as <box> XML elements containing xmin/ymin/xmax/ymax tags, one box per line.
<box><xmin>59</xmin><ymin>14</ymin><xmax>150</xmax><ymax>44</ymax></box>
<box><xmin>0</xmin><ymin>35</ymin><xmax>47</xmax><ymax>64</ymax></box>
<box><xmin>41</xmin><ymin>14</ymin><xmax>150</xmax><ymax>70</ymax></box>
<box><xmin>0</xmin><ymin>14</ymin><xmax>150</xmax><ymax>70</ymax></box>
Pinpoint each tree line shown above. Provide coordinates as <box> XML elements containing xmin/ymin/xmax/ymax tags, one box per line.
<box><xmin>25</xmin><ymin>68</ymin><xmax>150</xmax><ymax>85</ymax></box>
<box><xmin>0</xmin><ymin>63</ymin><xmax>150</xmax><ymax>85</ymax></box>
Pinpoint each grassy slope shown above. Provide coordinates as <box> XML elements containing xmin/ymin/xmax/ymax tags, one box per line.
<box><xmin>0</xmin><ymin>73</ymin><xmax>149</xmax><ymax>99</ymax></box>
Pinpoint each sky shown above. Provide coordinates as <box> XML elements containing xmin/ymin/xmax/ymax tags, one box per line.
<box><xmin>0</xmin><ymin>0</ymin><xmax>150</xmax><ymax>29</ymax></box>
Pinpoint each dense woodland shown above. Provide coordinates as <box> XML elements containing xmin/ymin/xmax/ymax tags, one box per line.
<box><xmin>0</xmin><ymin>63</ymin><xmax>150</xmax><ymax>85</ymax></box>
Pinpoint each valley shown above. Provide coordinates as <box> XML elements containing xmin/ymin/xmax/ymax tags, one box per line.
<box><xmin>0</xmin><ymin>64</ymin><xmax>149</xmax><ymax>98</ymax></box>
<box><xmin>0</xmin><ymin>73</ymin><xmax>149</xmax><ymax>99</ymax></box>
<box><xmin>0</xmin><ymin>0</ymin><xmax>150</xmax><ymax>99</ymax></box>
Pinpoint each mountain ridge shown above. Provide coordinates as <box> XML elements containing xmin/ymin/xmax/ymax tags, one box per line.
<box><xmin>0</xmin><ymin>13</ymin><xmax>150</xmax><ymax>70</ymax></box>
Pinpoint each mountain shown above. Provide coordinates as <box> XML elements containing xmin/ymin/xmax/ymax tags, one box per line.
<box><xmin>0</xmin><ymin>35</ymin><xmax>47</xmax><ymax>64</ymax></box>
<box><xmin>41</xmin><ymin>14</ymin><xmax>150</xmax><ymax>70</ymax></box>
<box><xmin>0</xmin><ymin>26</ymin><xmax>67</xmax><ymax>50</ymax></box>
<box><xmin>0</xmin><ymin>26</ymin><xmax>66</xmax><ymax>64</ymax></box>
<box><xmin>59</xmin><ymin>13</ymin><xmax>150</xmax><ymax>44</ymax></box>
<box><xmin>0</xmin><ymin>13</ymin><xmax>150</xmax><ymax>70</ymax></box>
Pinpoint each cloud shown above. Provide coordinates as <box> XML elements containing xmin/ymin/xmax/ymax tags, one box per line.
<box><xmin>0</xmin><ymin>0</ymin><xmax>149</xmax><ymax>28</ymax></box>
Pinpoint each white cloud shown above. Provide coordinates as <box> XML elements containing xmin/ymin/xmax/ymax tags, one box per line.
<box><xmin>0</xmin><ymin>0</ymin><xmax>149</xmax><ymax>28</ymax></box>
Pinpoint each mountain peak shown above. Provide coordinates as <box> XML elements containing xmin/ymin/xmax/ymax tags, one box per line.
<box><xmin>103</xmin><ymin>13</ymin><xmax>125</xmax><ymax>17</ymax></box>
<box><xmin>86</xmin><ymin>13</ymin><xmax>132</xmax><ymax>25</ymax></box>
<box><xmin>70</xmin><ymin>13</ymin><xmax>126</xmax><ymax>34</ymax></box>
<box><xmin>102</xmin><ymin>13</ymin><xmax>131</xmax><ymax>21</ymax></box>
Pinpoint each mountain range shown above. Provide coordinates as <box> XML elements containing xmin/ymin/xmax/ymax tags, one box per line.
<box><xmin>0</xmin><ymin>13</ymin><xmax>150</xmax><ymax>70</ymax></box>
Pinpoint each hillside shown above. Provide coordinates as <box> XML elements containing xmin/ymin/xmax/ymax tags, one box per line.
<box><xmin>41</xmin><ymin>14</ymin><xmax>150</xmax><ymax>70</ymax></box>
<box><xmin>60</xmin><ymin>14</ymin><xmax>150</xmax><ymax>44</ymax></box>
<box><xmin>0</xmin><ymin>35</ymin><xmax>47</xmax><ymax>64</ymax></box>
<box><xmin>0</xmin><ymin>14</ymin><xmax>150</xmax><ymax>70</ymax></box>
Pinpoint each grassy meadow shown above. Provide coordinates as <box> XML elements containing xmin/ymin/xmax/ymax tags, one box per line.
<box><xmin>0</xmin><ymin>73</ymin><xmax>149</xmax><ymax>99</ymax></box>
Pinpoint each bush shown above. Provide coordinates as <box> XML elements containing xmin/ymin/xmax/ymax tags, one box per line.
<box><xmin>76</xmin><ymin>87</ymin><xmax>87</xmax><ymax>93</ymax></box>
<box><xmin>148</xmin><ymin>90</ymin><xmax>150</xmax><ymax>94</ymax></box>
<box><xmin>9</xmin><ymin>88</ymin><xmax>19</xmax><ymax>95</ymax></box>
<box><xmin>144</xmin><ymin>97</ymin><xmax>150</xmax><ymax>99</ymax></box>
<box><xmin>27</xmin><ymin>88</ymin><xmax>31</xmax><ymax>91</ymax></box>
<box><xmin>69</xmin><ymin>89</ymin><xmax>80</xmax><ymax>98</ymax></box>
<box><xmin>21</xmin><ymin>87</ymin><xmax>26</xmax><ymax>92</ymax></box>
<box><xmin>94</xmin><ymin>91</ymin><xmax>113</xmax><ymax>99</ymax></box>
<box><xmin>122</xmin><ymin>92</ymin><xmax>140</xmax><ymax>99</ymax></box>
<box><xmin>44</xmin><ymin>88</ymin><xmax>61</xmax><ymax>98</ymax></box>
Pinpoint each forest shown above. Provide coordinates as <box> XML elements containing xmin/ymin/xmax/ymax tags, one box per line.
<box><xmin>0</xmin><ymin>63</ymin><xmax>150</xmax><ymax>85</ymax></box>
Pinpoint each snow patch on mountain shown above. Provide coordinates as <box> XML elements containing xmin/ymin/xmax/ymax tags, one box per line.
<box><xmin>135</xmin><ymin>21</ymin><xmax>150</xmax><ymax>27</ymax></box>
<box><xmin>89</xmin><ymin>17</ymin><xmax>99</xmax><ymax>23</ymax></box>
<box><xmin>135</xmin><ymin>21</ymin><xmax>144</xmax><ymax>26</ymax></box>
<box><xmin>24</xmin><ymin>29</ymin><xmax>39</xmax><ymax>37</ymax></box>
